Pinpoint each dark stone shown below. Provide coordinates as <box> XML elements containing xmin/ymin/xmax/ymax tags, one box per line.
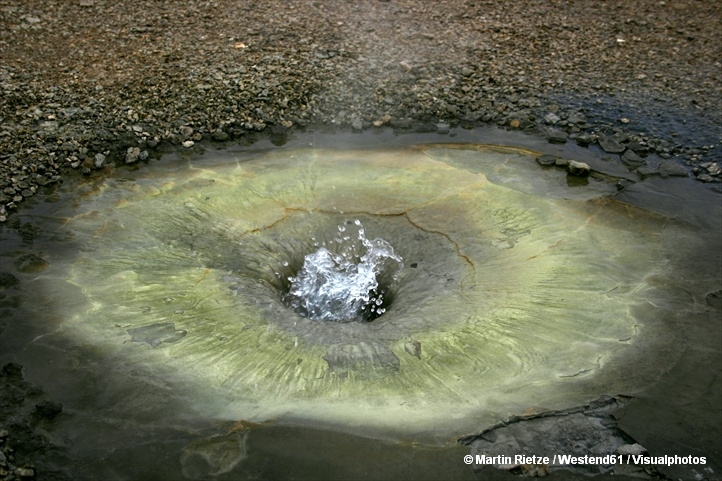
<box><xmin>621</xmin><ymin>149</ymin><xmax>646</xmax><ymax>168</ymax></box>
<box><xmin>14</xmin><ymin>253</ymin><xmax>49</xmax><ymax>273</ymax></box>
<box><xmin>536</xmin><ymin>155</ymin><xmax>558</xmax><ymax>166</ymax></box>
<box><xmin>2</xmin><ymin>362</ymin><xmax>24</xmax><ymax>380</ymax></box>
<box><xmin>658</xmin><ymin>160</ymin><xmax>689</xmax><ymax>178</ymax></box>
<box><xmin>35</xmin><ymin>400</ymin><xmax>63</xmax><ymax>419</ymax></box>
<box><xmin>625</xmin><ymin>141</ymin><xmax>649</xmax><ymax>155</ymax></box>
<box><xmin>598</xmin><ymin>137</ymin><xmax>625</xmax><ymax>154</ymax></box>
<box><xmin>547</xmin><ymin>130</ymin><xmax>568</xmax><ymax>144</ymax></box>
<box><xmin>0</xmin><ymin>272</ymin><xmax>20</xmax><ymax>288</ymax></box>
<box><xmin>637</xmin><ymin>166</ymin><xmax>659</xmax><ymax>178</ymax></box>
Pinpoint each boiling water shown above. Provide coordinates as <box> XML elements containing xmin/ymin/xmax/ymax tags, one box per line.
<box><xmin>284</xmin><ymin>221</ymin><xmax>403</xmax><ymax>322</ymax></box>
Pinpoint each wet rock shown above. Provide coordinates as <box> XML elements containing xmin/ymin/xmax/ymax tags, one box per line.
<box><xmin>0</xmin><ymin>272</ymin><xmax>20</xmax><ymax>288</ymax></box>
<box><xmin>461</xmin><ymin>396</ymin><xmax>636</xmax><ymax>476</ymax></box>
<box><xmin>598</xmin><ymin>137</ymin><xmax>625</xmax><ymax>154</ymax></box>
<box><xmin>658</xmin><ymin>160</ymin><xmax>688</xmax><ymax>178</ymax></box>
<box><xmin>621</xmin><ymin>149</ymin><xmax>646</xmax><ymax>168</ymax></box>
<box><xmin>636</xmin><ymin>166</ymin><xmax>659</xmax><ymax>178</ymax></box>
<box><xmin>567</xmin><ymin>160</ymin><xmax>591</xmax><ymax>177</ymax></box>
<box><xmin>324</xmin><ymin>341</ymin><xmax>400</xmax><ymax>379</ymax></box>
<box><xmin>35</xmin><ymin>400</ymin><xmax>63</xmax><ymax>419</ymax></box>
<box><xmin>536</xmin><ymin>154</ymin><xmax>558</xmax><ymax>166</ymax></box>
<box><xmin>546</xmin><ymin>130</ymin><xmax>568</xmax><ymax>144</ymax></box>
<box><xmin>14</xmin><ymin>253</ymin><xmax>49</xmax><ymax>273</ymax></box>
<box><xmin>181</xmin><ymin>432</ymin><xmax>248</xmax><ymax>479</ymax></box>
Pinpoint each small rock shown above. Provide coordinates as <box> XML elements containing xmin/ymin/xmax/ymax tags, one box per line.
<box><xmin>621</xmin><ymin>149</ymin><xmax>646</xmax><ymax>168</ymax></box>
<box><xmin>544</xmin><ymin>113</ymin><xmax>560</xmax><ymax>125</ymax></box>
<box><xmin>567</xmin><ymin>112</ymin><xmax>586</xmax><ymax>124</ymax></box>
<box><xmin>15</xmin><ymin>466</ymin><xmax>35</xmax><ymax>478</ymax></box>
<box><xmin>212</xmin><ymin>131</ymin><xmax>230</xmax><ymax>141</ymax></box>
<box><xmin>35</xmin><ymin>400</ymin><xmax>63</xmax><ymax>419</ymax></box>
<box><xmin>598</xmin><ymin>137</ymin><xmax>625</xmax><ymax>154</ymax></box>
<box><xmin>94</xmin><ymin>153</ymin><xmax>106</xmax><ymax>168</ymax></box>
<box><xmin>658</xmin><ymin>160</ymin><xmax>688</xmax><ymax>178</ymax></box>
<box><xmin>547</xmin><ymin>130</ymin><xmax>568</xmax><ymax>144</ymax></box>
<box><xmin>180</xmin><ymin>126</ymin><xmax>194</xmax><ymax>138</ymax></box>
<box><xmin>125</xmin><ymin>146</ymin><xmax>141</xmax><ymax>164</ymax></box>
<box><xmin>637</xmin><ymin>166</ymin><xmax>659</xmax><ymax>178</ymax></box>
<box><xmin>509</xmin><ymin>119</ymin><xmax>521</xmax><ymax>128</ymax></box>
<box><xmin>0</xmin><ymin>272</ymin><xmax>20</xmax><ymax>287</ymax></box>
<box><xmin>14</xmin><ymin>253</ymin><xmax>49</xmax><ymax>273</ymax></box>
<box><xmin>182</xmin><ymin>140</ymin><xmax>195</xmax><ymax>148</ymax></box>
<box><xmin>536</xmin><ymin>155</ymin><xmax>558</xmax><ymax>166</ymax></box>
<box><xmin>436</xmin><ymin>122</ymin><xmax>450</xmax><ymax>133</ymax></box>
<box><xmin>567</xmin><ymin>160</ymin><xmax>591</xmax><ymax>176</ymax></box>
<box><xmin>617</xmin><ymin>443</ymin><xmax>647</xmax><ymax>456</ymax></box>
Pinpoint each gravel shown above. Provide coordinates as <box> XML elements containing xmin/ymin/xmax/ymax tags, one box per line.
<box><xmin>1</xmin><ymin>0</ymin><xmax>721</xmax><ymax>222</ymax></box>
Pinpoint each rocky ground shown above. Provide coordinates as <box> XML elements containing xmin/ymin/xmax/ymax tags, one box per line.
<box><xmin>1</xmin><ymin>0</ymin><xmax>721</xmax><ymax>222</ymax></box>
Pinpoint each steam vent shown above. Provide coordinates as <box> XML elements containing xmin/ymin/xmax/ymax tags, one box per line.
<box><xmin>27</xmin><ymin>143</ymin><xmax>696</xmax><ymax>442</ymax></box>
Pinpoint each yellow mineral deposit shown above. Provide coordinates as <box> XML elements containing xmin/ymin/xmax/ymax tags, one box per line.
<box><xmin>61</xmin><ymin>145</ymin><xmax>676</xmax><ymax>442</ymax></box>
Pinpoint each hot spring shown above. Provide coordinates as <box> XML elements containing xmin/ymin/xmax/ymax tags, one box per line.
<box><xmin>1</xmin><ymin>130</ymin><xmax>720</xmax><ymax>480</ymax></box>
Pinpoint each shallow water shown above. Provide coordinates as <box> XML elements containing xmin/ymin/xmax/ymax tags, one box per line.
<box><xmin>1</xmin><ymin>129</ymin><xmax>720</xmax><ymax>480</ymax></box>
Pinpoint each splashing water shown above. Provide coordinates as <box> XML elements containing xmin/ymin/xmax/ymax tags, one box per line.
<box><xmin>284</xmin><ymin>221</ymin><xmax>403</xmax><ymax>322</ymax></box>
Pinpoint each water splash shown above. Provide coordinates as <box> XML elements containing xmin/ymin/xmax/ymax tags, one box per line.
<box><xmin>284</xmin><ymin>221</ymin><xmax>403</xmax><ymax>322</ymax></box>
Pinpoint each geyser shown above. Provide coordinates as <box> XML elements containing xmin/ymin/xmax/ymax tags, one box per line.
<box><xmin>13</xmin><ymin>143</ymin><xmax>683</xmax><ymax>440</ymax></box>
<box><xmin>283</xmin><ymin>220</ymin><xmax>403</xmax><ymax>323</ymax></box>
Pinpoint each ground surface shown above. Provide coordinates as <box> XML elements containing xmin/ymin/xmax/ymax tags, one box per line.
<box><xmin>1</xmin><ymin>0</ymin><xmax>721</xmax><ymax>221</ymax></box>
<box><xmin>1</xmin><ymin>1</ymin><xmax>721</xmax><ymax>481</ymax></box>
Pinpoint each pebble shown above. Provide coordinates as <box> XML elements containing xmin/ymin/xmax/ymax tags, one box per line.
<box><xmin>567</xmin><ymin>160</ymin><xmax>591</xmax><ymax>177</ymax></box>
<box><xmin>544</xmin><ymin>113</ymin><xmax>561</xmax><ymax>125</ymax></box>
<box><xmin>125</xmin><ymin>147</ymin><xmax>141</xmax><ymax>164</ymax></box>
